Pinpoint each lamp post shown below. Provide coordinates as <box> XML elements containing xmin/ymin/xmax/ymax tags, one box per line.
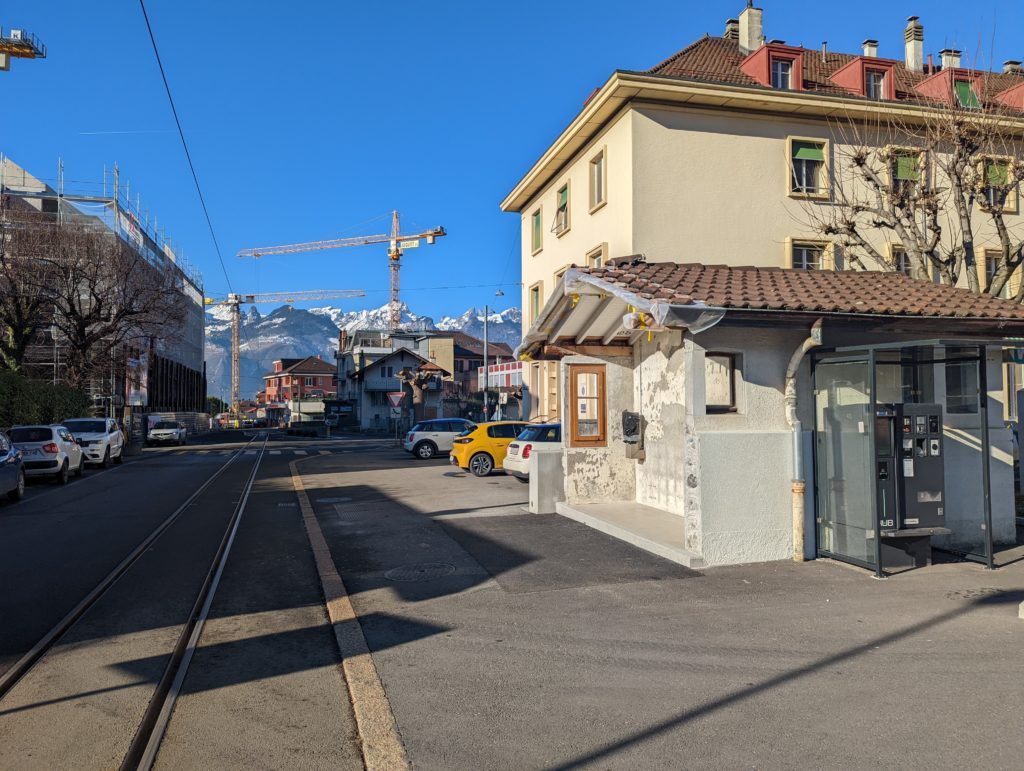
<box><xmin>482</xmin><ymin>290</ymin><xmax>504</xmax><ymax>421</ymax></box>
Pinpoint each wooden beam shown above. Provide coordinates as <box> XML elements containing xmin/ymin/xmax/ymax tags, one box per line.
<box><xmin>542</xmin><ymin>342</ymin><xmax>631</xmax><ymax>358</ymax></box>
<box><xmin>574</xmin><ymin>297</ymin><xmax>612</xmax><ymax>344</ymax></box>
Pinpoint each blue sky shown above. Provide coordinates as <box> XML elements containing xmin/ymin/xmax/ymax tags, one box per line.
<box><xmin>0</xmin><ymin>1</ymin><xmax>1014</xmax><ymax>318</ymax></box>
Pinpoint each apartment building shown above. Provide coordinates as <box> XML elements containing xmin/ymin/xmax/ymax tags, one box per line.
<box><xmin>502</xmin><ymin>5</ymin><xmax>1024</xmax><ymax>420</ymax></box>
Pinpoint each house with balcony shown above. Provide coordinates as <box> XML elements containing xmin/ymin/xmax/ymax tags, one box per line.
<box><xmin>262</xmin><ymin>355</ymin><xmax>337</xmax><ymax>424</ymax></box>
<box><xmin>348</xmin><ymin>347</ymin><xmax>450</xmax><ymax>431</ymax></box>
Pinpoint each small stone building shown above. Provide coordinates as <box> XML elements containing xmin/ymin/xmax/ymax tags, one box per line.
<box><xmin>518</xmin><ymin>258</ymin><xmax>1024</xmax><ymax>573</ymax></box>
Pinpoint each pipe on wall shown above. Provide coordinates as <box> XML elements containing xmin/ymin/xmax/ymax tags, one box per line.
<box><xmin>784</xmin><ymin>318</ymin><xmax>824</xmax><ymax>561</ymax></box>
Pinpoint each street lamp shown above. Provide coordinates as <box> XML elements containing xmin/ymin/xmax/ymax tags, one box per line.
<box><xmin>482</xmin><ymin>290</ymin><xmax>504</xmax><ymax>420</ymax></box>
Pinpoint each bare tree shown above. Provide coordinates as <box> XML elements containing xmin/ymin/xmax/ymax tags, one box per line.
<box><xmin>397</xmin><ymin>366</ymin><xmax>437</xmax><ymax>423</ymax></box>
<box><xmin>0</xmin><ymin>198</ymin><xmax>58</xmax><ymax>371</ymax></box>
<box><xmin>33</xmin><ymin>223</ymin><xmax>186</xmax><ymax>389</ymax></box>
<box><xmin>799</xmin><ymin>83</ymin><xmax>1024</xmax><ymax>298</ymax></box>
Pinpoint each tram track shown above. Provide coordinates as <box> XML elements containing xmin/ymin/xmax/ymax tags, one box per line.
<box><xmin>0</xmin><ymin>434</ymin><xmax>269</xmax><ymax>770</ymax></box>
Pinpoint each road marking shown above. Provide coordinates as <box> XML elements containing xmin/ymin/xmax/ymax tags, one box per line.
<box><xmin>269</xmin><ymin>450</ymin><xmax>282</xmax><ymax>455</ymax></box>
<box><xmin>291</xmin><ymin>460</ymin><xmax>409</xmax><ymax>771</ymax></box>
<box><xmin>245</xmin><ymin>450</ymin><xmax>257</xmax><ymax>455</ymax></box>
<box><xmin>319</xmin><ymin>450</ymin><xmax>331</xmax><ymax>455</ymax></box>
<box><xmin>294</xmin><ymin>450</ymin><xmax>308</xmax><ymax>455</ymax></box>
<box><xmin>316</xmin><ymin>497</ymin><xmax>352</xmax><ymax>504</ymax></box>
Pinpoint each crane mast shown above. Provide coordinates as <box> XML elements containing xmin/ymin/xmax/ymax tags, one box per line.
<box><xmin>205</xmin><ymin>289</ymin><xmax>365</xmax><ymax>415</ymax></box>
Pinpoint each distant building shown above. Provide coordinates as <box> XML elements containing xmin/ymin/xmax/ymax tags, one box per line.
<box><xmin>262</xmin><ymin>355</ymin><xmax>337</xmax><ymax>424</ymax></box>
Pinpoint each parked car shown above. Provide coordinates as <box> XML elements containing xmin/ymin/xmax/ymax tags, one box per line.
<box><xmin>62</xmin><ymin>417</ymin><xmax>124</xmax><ymax>467</ymax></box>
<box><xmin>8</xmin><ymin>424</ymin><xmax>85</xmax><ymax>484</ymax></box>
<box><xmin>449</xmin><ymin>421</ymin><xmax>529</xmax><ymax>477</ymax></box>
<box><xmin>503</xmin><ymin>423</ymin><xmax>563</xmax><ymax>480</ymax></box>
<box><xmin>147</xmin><ymin>421</ymin><xmax>187</xmax><ymax>446</ymax></box>
<box><xmin>403</xmin><ymin>418</ymin><xmax>476</xmax><ymax>459</ymax></box>
<box><xmin>0</xmin><ymin>432</ymin><xmax>25</xmax><ymax>502</ymax></box>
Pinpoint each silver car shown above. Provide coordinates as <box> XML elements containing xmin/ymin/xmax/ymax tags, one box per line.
<box><xmin>402</xmin><ymin>418</ymin><xmax>475</xmax><ymax>459</ymax></box>
<box><xmin>8</xmin><ymin>424</ymin><xmax>85</xmax><ymax>484</ymax></box>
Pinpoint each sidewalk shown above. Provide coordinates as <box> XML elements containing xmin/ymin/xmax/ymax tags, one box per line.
<box><xmin>298</xmin><ymin>449</ymin><xmax>1024</xmax><ymax>770</ymax></box>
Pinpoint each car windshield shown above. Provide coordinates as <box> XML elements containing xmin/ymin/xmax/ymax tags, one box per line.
<box><xmin>517</xmin><ymin>425</ymin><xmax>560</xmax><ymax>442</ymax></box>
<box><xmin>456</xmin><ymin>425</ymin><xmax>478</xmax><ymax>437</ymax></box>
<box><xmin>154</xmin><ymin>422</ymin><xmax>178</xmax><ymax>429</ymax></box>
<box><xmin>9</xmin><ymin>427</ymin><xmax>54</xmax><ymax>443</ymax></box>
<box><xmin>63</xmin><ymin>419</ymin><xmax>106</xmax><ymax>433</ymax></box>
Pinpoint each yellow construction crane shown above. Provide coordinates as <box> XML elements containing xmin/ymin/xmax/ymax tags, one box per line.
<box><xmin>0</xmin><ymin>27</ymin><xmax>46</xmax><ymax>71</ymax></box>
<box><xmin>204</xmin><ymin>289</ymin><xmax>365</xmax><ymax>414</ymax></box>
<box><xmin>236</xmin><ymin>211</ymin><xmax>446</xmax><ymax>331</ymax></box>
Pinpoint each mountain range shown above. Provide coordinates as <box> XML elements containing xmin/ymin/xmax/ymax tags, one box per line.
<box><xmin>205</xmin><ymin>302</ymin><xmax>522</xmax><ymax>399</ymax></box>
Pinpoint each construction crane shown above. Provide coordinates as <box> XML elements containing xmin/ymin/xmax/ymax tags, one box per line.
<box><xmin>204</xmin><ymin>289</ymin><xmax>365</xmax><ymax>415</ymax></box>
<box><xmin>0</xmin><ymin>27</ymin><xmax>46</xmax><ymax>71</ymax></box>
<box><xmin>237</xmin><ymin>211</ymin><xmax>446</xmax><ymax>331</ymax></box>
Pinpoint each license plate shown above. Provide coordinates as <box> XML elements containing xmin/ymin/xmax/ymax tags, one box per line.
<box><xmin>508</xmin><ymin>448</ymin><xmax>518</xmax><ymax>456</ymax></box>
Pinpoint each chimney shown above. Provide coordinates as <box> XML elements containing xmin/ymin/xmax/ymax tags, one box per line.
<box><xmin>939</xmin><ymin>48</ymin><xmax>961</xmax><ymax>69</ymax></box>
<box><xmin>1004</xmin><ymin>59</ymin><xmax>1024</xmax><ymax>75</ymax></box>
<box><xmin>738</xmin><ymin>3</ymin><xmax>764</xmax><ymax>55</ymax></box>
<box><xmin>904</xmin><ymin>16</ymin><xmax>924</xmax><ymax>72</ymax></box>
<box><xmin>821</xmin><ymin>41</ymin><xmax>827</xmax><ymax>63</ymax></box>
<box><xmin>724</xmin><ymin>18</ymin><xmax>739</xmax><ymax>41</ymax></box>
<box><xmin>863</xmin><ymin>39</ymin><xmax>879</xmax><ymax>58</ymax></box>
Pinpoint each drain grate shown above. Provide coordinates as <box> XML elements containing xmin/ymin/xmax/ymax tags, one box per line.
<box><xmin>384</xmin><ymin>563</ymin><xmax>457</xmax><ymax>582</ymax></box>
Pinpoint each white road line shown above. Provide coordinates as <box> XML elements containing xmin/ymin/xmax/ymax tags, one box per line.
<box><xmin>319</xmin><ymin>450</ymin><xmax>330</xmax><ymax>455</ymax></box>
<box><xmin>244</xmin><ymin>450</ymin><xmax>257</xmax><ymax>455</ymax></box>
<box><xmin>294</xmin><ymin>450</ymin><xmax>308</xmax><ymax>455</ymax></box>
<box><xmin>269</xmin><ymin>450</ymin><xmax>282</xmax><ymax>455</ymax></box>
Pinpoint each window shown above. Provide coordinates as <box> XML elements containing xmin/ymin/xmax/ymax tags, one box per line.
<box><xmin>585</xmin><ymin>243</ymin><xmax>608</xmax><ymax>269</ymax></box>
<box><xmin>892</xmin><ymin>246</ymin><xmax>911</xmax><ymax>276</ymax></box>
<box><xmin>705</xmin><ymin>354</ymin><xmax>737</xmax><ymax>413</ymax></box>
<box><xmin>979</xmin><ymin>157</ymin><xmax>1015</xmax><ymax>212</ymax></box>
<box><xmin>529</xmin><ymin>282</ymin><xmax>543</xmax><ymax>325</ymax></box>
<box><xmin>955</xmin><ymin>80</ymin><xmax>980</xmax><ymax>109</ymax></box>
<box><xmin>891</xmin><ymin>150</ymin><xmax>921</xmax><ymax>194</ymax></box>
<box><xmin>487</xmin><ymin>423</ymin><xmax>521</xmax><ymax>439</ymax></box>
<box><xmin>554</xmin><ymin>264</ymin><xmax>570</xmax><ymax>282</ymax></box>
<box><xmin>771</xmin><ymin>58</ymin><xmax>793</xmax><ymax>89</ymax></box>
<box><xmin>944</xmin><ymin>346</ymin><xmax>979</xmax><ymax>414</ymax></box>
<box><xmin>790</xmin><ymin>140</ymin><xmax>826</xmax><ymax>195</ymax></box>
<box><xmin>982</xmin><ymin>250</ymin><xmax>1011</xmax><ymax>298</ymax></box>
<box><xmin>305</xmin><ymin>376</ymin><xmax>313</xmax><ymax>386</ymax></box>
<box><xmin>531</xmin><ymin>208</ymin><xmax>542</xmax><ymax>253</ymax></box>
<box><xmin>589</xmin><ymin>149</ymin><xmax>606</xmax><ymax>210</ymax></box>
<box><xmin>569</xmin><ymin>364</ymin><xmax>606</xmax><ymax>446</ymax></box>
<box><xmin>865</xmin><ymin>70</ymin><xmax>886</xmax><ymax>100</ymax></box>
<box><xmin>792</xmin><ymin>242</ymin><xmax>825</xmax><ymax>270</ymax></box>
<box><xmin>553</xmin><ymin>184</ymin><xmax>569</xmax><ymax>235</ymax></box>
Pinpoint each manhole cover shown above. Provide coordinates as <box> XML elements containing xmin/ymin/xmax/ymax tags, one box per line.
<box><xmin>384</xmin><ymin>563</ymin><xmax>457</xmax><ymax>582</ymax></box>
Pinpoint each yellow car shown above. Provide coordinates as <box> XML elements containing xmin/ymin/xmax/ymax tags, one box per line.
<box><xmin>449</xmin><ymin>421</ymin><xmax>529</xmax><ymax>477</ymax></box>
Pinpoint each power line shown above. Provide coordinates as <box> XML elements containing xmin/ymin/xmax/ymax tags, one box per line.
<box><xmin>138</xmin><ymin>0</ymin><xmax>232</xmax><ymax>293</ymax></box>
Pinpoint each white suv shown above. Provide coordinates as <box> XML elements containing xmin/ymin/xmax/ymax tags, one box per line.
<box><xmin>147</xmin><ymin>421</ymin><xmax>187</xmax><ymax>446</ymax></box>
<box><xmin>63</xmin><ymin>418</ymin><xmax>125</xmax><ymax>467</ymax></box>
<box><xmin>8</xmin><ymin>425</ymin><xmax>85</xmax><ymax>484</ymax></box>
<box><xmin>403</xmin><ymin>418</ymin><xmax>475</xmax><ymax>459</ymax></box>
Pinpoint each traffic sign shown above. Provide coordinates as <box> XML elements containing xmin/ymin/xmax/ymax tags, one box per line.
<box><xmin>387</xmin><ymin>391</ymin><xmax>405</xmax><ymax>408</ymax></box>
<box><xmin>390</xmin><ymin>406</ymin><xmax>402</xmax><ymax>418</ymax></box>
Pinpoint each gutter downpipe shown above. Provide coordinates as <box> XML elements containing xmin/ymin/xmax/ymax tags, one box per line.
<box><xmin>785</xmin><ymin>318</ymin><xmax>824</xmax><ymax>562</ymax></box>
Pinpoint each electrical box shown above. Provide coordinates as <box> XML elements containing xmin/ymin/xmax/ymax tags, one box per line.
<box><xmin>621</xmin><ymin>411</ymin><xmax>641</xmax><ymax>445</ymax></box>
<box><xmin>875</xmin><ymin>403</ymin><xmax>946</xmax><ymax>532</ymax></box>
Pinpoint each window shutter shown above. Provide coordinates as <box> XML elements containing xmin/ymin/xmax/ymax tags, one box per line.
<box><xmin>792</xmin><ymin>141</ymin><xmax>825</xmax><ymax>161</ymax></box>
<box><xmin>896</xmin><ymin>154</ymin><xmax>920</xmax><ymax>181</ymax></box>
<box><xmin>955</xmin><ymin>80</ymin><xmax>980</xmax><ymax>108</ymax></box>
<box><xmin>558</xmin><ymin>187</ymin><xmax>568</xmax><ymax>207</ymax></box>
<box><xmin>987</xmin><ymin>160</ymin><xmax>1009</xmax><ymax>186</ymax></box>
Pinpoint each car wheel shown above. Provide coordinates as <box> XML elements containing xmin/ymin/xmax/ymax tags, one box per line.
<box><xmin>56</xmin><ymin>460</ymin><xmax>69</xmax><ymax>485</ymax></box>
<box><xmin>8</xmin><ymin>470</ymin><xmax>25</xmax><ymax>501</ymax></box>
<box><xmin>102</xmin><ymin>447</ymin><xmax>111</xmax><ymax>469</ymax></box>
<box><xmin>414</xmin><ymin>441</ymin><xmax>437</xmax><ymax>460</ymax></box>
<box><xmin>75</xmin><ymin>456</ymin><xmax>84</xmax><ymax>477</ymax></box>
<box><xmin>469</xmin><ymin>452</ymin><xmax>493</xmax><ymax>477</ymax></box>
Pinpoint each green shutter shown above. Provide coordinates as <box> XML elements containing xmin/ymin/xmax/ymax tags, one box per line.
<box><xmin>896</xmin><ymin>153</ymin><xmax>920</xmax><ymax>181</ymax></box>
<box><xmin>792</xmin><ymin>141</ymin><xmax>825</xmax><ymax>162</ymax></box>
<box><xmin>955</xmin><ymin>80</ymin><xmax>980</xmax><ymax>108</ymax></box>
<box><xmin>987</xmin><ymin>160</ymin><xmax>1009</xmax><ymax>186</ymax></box>
<box><xmin>558</xmin><ymin>186</ymin><xmax>568</xmax><ymax>207</ymax></box>
<box><xmin>532</xmin><ymin>211</ymin><xmax>541</xmax><ymax>249</ymax></box>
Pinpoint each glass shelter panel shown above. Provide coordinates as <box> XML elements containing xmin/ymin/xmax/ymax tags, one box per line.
<box><xmin>815</xmin><ymin>359</ymin><xmax>877</xmax><ymax>567</ymax></box>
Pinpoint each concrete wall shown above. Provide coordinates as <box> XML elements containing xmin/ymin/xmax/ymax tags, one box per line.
<box><xmin>561</xmin><ymin>354</ymin><xmax>637</xmax><ymax>505</ymax></box>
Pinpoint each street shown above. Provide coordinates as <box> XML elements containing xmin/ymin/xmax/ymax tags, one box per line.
<box><xmin>0</xmin><ymin>431</ymin><xmax>1022</xmax><ymax>769</ymax></box>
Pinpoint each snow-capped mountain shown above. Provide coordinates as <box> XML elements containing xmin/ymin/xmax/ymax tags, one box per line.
<box><xmin>206</xmin><ymin>302</ymin><xmax>522</xmax><ymax>399</ymax></box>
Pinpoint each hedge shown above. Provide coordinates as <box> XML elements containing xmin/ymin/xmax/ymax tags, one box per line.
<box><xmin>0</xmin><ymin>372</ymin><xmax>92</xmax><ymax>428</ymax></box>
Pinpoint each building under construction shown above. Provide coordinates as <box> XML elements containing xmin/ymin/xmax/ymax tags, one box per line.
<box><xmin>0</xmin><ymin>157</ymin><xmax>206</xmax><ymax>427</ymax></box>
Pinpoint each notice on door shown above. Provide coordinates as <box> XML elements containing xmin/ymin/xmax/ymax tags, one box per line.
<box><xmin>903</xmin><ymin>458</ymin><xmax>915</xmax><ymax>478</ymax></box>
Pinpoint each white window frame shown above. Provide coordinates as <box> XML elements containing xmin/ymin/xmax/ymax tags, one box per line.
<box><xmin>771</xmin><ymin>58</ymin><xmax>793</xmax><ymax>89</ymax></box>
<box><xmin>552</xmin><ymin>182</ymin><xmax>570</xmax><ymax>236</ymax></box>
<box><xmin>589</xmin><ymin>147</ymin><xmax>607</xmax><ymax>212</ymax></box>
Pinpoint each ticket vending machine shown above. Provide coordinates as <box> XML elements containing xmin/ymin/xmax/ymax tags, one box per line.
<box><xmin>874</xmin><ymin>403</ymin><xmax>949</xmax><ymax>567</ymax></box>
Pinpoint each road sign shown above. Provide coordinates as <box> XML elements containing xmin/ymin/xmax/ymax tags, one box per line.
<box><xmin>398</xmin><ymin>239</ymin><xmax>420</xmax><ymax>249</ymax></box>
<box><xmin>390</xmin><ymin>406</ymin><xmax>402</xmax><ymax>418</ymax></box>
<box><xmin>387</xmin><ymin>391</ymin><xmax>405</xmax><ymax>408</ymax></box>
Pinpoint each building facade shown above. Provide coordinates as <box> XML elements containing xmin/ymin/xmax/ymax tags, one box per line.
<box><xmin>262</xmin><ymin>355</ymin><xmax>337</xmax><ymax>424</ymax></box>
<box><xmin>502</xmin><ymin>6</ymin><xmax>1024</xmax><ymax>420</ymax></box>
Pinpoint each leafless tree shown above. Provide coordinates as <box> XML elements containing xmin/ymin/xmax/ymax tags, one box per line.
<box><xmin>0</xmin><ymin>198</ymin><xmax>59</xmax><ymax>371</ymax></box>
<box><xmin>397</xmin><ymin>366</ymin><xmax>437</xmax><ymax>423</ymax></box>
<box><xmin>798</xmin><ymin>84</ymin><xmax>1024</xmax><ymax>298</ymax></box>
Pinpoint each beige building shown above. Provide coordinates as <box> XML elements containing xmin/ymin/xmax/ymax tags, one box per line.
<box><xmin>502</xmin><ymin>5</ymin><xmax>1024</xmax><ymax>420</ymax></box>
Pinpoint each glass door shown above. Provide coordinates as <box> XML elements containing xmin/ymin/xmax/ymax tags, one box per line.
<box><xmin>814</xmin><ymin>358</ymin><xmax>877</xmax><ymax>569</ymax></box>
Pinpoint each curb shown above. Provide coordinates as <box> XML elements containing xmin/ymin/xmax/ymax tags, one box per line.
<box><xmin>290</xmin><ymin>459</ymin><xmax>410</xmax><ymax>771</ymax></box>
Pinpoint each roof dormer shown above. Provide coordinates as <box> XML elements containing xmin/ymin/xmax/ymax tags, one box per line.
<box><xmin>914</xmin><ymin>67</ymin><xmax>984</xmax><ymax>108</ymax></box>
<box><xmin>829</xmin><ymin>55</ymin><xmax>897</xmax><ymax>100</ymax></box>
<box><xmin>739</xmin><ymin>42</ymin><xmax>805</xmax><ymax>91</ymax></box>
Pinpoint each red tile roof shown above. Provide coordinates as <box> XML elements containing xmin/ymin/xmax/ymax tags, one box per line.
<box><xmin>585</xmin><ymin>258</ymin><xmax>1024</xmax><ymax>321</ymax></box>
<box><xmin>646</xmin><ymin>36</ymin><xmax>1024</xmax><ymax>107</ymax></box>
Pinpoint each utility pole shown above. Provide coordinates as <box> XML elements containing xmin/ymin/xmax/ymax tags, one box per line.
<box><xmin>482</xmin><ymin>306</ymin><xmax>489</xmax><ymax>421</ymax></box>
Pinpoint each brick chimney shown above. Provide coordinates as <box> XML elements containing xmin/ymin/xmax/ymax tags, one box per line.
<box><xmin>904</xmin><ymin>16</ymin><xmax>924</xmax><ymax>72</ymax></box>
<box><xmin>863</xmin><ymin>39</ymin><xmax>879</xmax><ymax>58</ymax></box>
<box><xmin>738</xmin><ymin>3</ymin><xmax>764</xmax><ymax>55</ymax></box>
<box><xmin>939</xmin><ymin>48</ymin><xmax>961</xmax><ymax>69</ymax></box>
